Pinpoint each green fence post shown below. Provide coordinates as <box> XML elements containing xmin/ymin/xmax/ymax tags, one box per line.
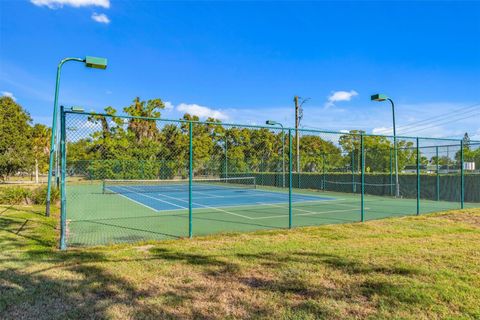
<box><xmin>436</xmin><ymin>146</ymin><xmax>440</xmax><ymax>201</ymax></box>
<box><xmin>361</xmin><ymin>133</ymin><xmax>365</xmax><ymax>222</ymax></box>
<box><xmin>261</xmin><ymin>157</ymin><xmax>265</xmax><ymax>186</ymax></box>
<box><xmin>59</xmin><ymin>106</ymin><xmax>67</xmax><ymax>250</ymax></box>
<box><xmin>416</xmin><ymin>137</ymin><xmax>420</xmax><ymax>215</ymax></box>
<box><xmin>225</xmin><ymin>135</ymin><xmax>228</xmax><ymax>178</ymax></box>
<box><xmin>189</xmin><ymin>122</ymin><xmax>193</xmax><ymax>238</ymax></box>
<box><xmin>322</xmin><ymin>153</ymin><xmax>326</xmax><ymax>191</ymax></box>
<box><xmin>390</xmin><ymin>147</ymin><xmax>393</xmax><ymax>196</ymax></box>
<box><xmin>461</xmin><ymin>140</ymin><xmax>464</xmax><ymax>209</ymax></box>
<box><xmin>352</xmin><ymin>150</ymin><xmax>356</xmax><ymax>193</ymax></box>
<box><xmin>289</xmin><ymin>129</ymin><xmax>293</xmax><ymax>229</ymax></box>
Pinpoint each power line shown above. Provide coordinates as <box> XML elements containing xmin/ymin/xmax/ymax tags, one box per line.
<box><xmin>397</xmin><ymin>106</ymin><xmax>480</xmax><ymax>135</ymax></box>
<box><xmin>375</xmin><ymin>102</ymin><xmax>480</xmax><ymax>134</ymax></box>
<box><xmin>379</xmin><ymin>102</ymin><xmax>480</xmax><ymax>132</ymax></box>
<box><xmin>397</xmin><ymin>111</ymin><xmax>480</xmax><ymax>135</ymax></box>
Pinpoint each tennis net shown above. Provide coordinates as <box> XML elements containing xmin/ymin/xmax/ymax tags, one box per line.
<box><xmin>102</xmin><ymin>176</ymin><xmax>257</xmax><ymax>194</ymax></box>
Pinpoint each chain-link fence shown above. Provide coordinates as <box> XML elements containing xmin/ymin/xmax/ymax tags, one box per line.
<box><xmin>58</xmin><ymin>108</ymin><xmax>480</xmax><ymax>249</ymax></box>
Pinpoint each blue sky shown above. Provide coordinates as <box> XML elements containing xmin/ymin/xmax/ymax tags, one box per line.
<box><xmin>1</xmin><ymin>0</ymin><xmax>479</xmax><ymax>139</ymax></box>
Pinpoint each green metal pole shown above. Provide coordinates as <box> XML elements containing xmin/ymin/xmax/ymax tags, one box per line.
<box><xmin>322</xmin><ymin>154</ymin><xmax>326</xmax><ymax>191</ymax></box>
<box><xmin>436</xmin><ymin>146</ymin><xmax>440</xmax><ymax>201</ymax></box>
<box><xmin>389</xmin><ymin>98</ymin><xmax>400</xmax><ymax>198</ymax></box>
<box><xmin>461</xmin><ymin>140</ymin><xmax>464</xmax><ymax>209</ymax></box>
<box><xmin>46</xmin><ymin>57</ymin><xmax>85</xmax><ymax>217</ymax></box>
<box><xmin>189</xmin><ymin>122</ymin><xmax>193</xmax><ymax>238</ymax></box>
<box><xmin>360</xmin><ymin>133</ymin><xmax>365</xmax><ymax>222</ymax></box>
<box><xmin>225</xmin><ymin>135</ymin><xmax>228</xmax><ymax>178</ymax></box>
<box><xmin>59</xmin><ymin>106</ymin><xmax>67</xmax><ymax>250</ymax></box>
<box><xmin>416</xmin><ymin>137</ymin><xmax>420</xmax><ymax>215</ymax></box>
<box><xmin>352</xmin><ymin>150</ymin><xmax>356</xmax><ymax>193</ymax></box>
<box><xmin>390</xmin><ymin>147</ymin><xmax>393</xmax><ymax>196</ymax></box>
<box><xmin>281</xmin><ymin>125</ymin><xmax>285</xmax><ymax>188</ymax></box>
<box><xmin>289</xmin><ymin>129</ymin><xmax>293</xmax><ymax>229</ymax></box>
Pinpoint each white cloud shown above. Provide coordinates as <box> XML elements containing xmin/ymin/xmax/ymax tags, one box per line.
<box><xmin>1</xmin><ymin>91</ymin><xmax>16</xmax><ymax>101</ymax></box>
<box><xmin>177</xmin><ymin>103</ymin><xmax>228</xmax><ymax>120</ymax></box>
<box><xmin>164</xmin><ymin>101</ymin><xmax>174</xmax><ymax>110</ymax></box>
<box><xmin>91</xmin><ymin>12</ymin><xmax>110</xmax><ymax>24</ymax></box>
<box><xmin>30</xmin><ymin>0</ymin><xmax>110</xmax><ymax>9</ymax></box>
<box><xmin>324</xmin><ymin>90</ymin><xmax>358</xmax><ymax>108</ymax></box>
<box><xmin>372</xmin><ymin>127</ymin><xmax>392</xmax><ymax>135</ymax></box>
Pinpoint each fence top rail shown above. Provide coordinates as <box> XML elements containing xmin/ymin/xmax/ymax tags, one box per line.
<box><xmin>64</xmin><ymin>109</ymin><xmax>464</xmax><ymax>143</ymax></box>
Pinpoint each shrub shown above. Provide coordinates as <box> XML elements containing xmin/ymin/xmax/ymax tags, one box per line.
<box><xmin>31</xmin><ymin>185</ymin><xmax>59</xmax><ymax>205</ymax></box>
<box><xmin>0</xmin><ymin>185</ymin><xmax>59</xmax><ymax>205</ymax></box>
<box><xmin>0</xmin><ymin>187</ymin><xmax>32</xmax><ymax>204</ymax></box>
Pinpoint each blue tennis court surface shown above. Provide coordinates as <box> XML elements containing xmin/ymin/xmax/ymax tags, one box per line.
<box><xmin>106</xmin><ymin>183</ymin><xmax>335</xmax><ymax>212</ymax></box>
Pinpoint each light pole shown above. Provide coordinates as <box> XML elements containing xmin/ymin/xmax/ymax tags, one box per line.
<box><xmin>46</xmin><ymin>56</ymin><xmax>107</xmax><ymax>216</ymax></box>
<box><xmin>371</xmin><ymin>94</ymin><xmax>400</xmax><ymax>197</ymax></box>
<box><xmin>266</xmin><ymin>120</ymin><xmax>285</xmax><ymax>188</ymax></box>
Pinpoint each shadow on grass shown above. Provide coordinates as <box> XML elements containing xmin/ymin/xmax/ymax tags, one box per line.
<box><xmin>1</xmin><ymin>230</ymin><xmax>434</xmax><ymax>319</ymax></box>
<box><xmin>0</xmin><ymin>215</ymin><xmax>56</xmax><ymax>250</ymax></box>
<box><xmin>0</xmin><ymin>205</ymin><xmax>47</xmax><ymax>217</ymax></box>
<box><xmin>1</xmin><ymin>248</ymin><xmax>228</xmax><ymax>319</ymax></box>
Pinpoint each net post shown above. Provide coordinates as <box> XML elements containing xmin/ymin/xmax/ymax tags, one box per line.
<box><xmin>416</xmin><ymin>137</ymin><xmax>420</xmax><ymax>215</ymax></box>
<box><xmin>59</xmin><ymin>106</ymin><xmax>67</xmax><ymax>250</ymax></box>
<box><xmin>360</xmin><ymin>133</ymin><xmax>365</xmax><ymax>222</ymax></box>
<box><xmin>189</xmin><ymin>121</ymin><xmax>193</xmax><ymax>238</ymax></box>
<box><xmin>288</xmin><ymin>129</ymin><xmax>293</xmax><ymax>229</ymax></box>
<box><xmin>436</xmin><ymin>146</ymin><xmax>440</xmax><ymax>201</ymax></box>
<box><xmin>460</xmin><ymin>139</ymin><xmax>464</xmax><ymax>209</ymax></box>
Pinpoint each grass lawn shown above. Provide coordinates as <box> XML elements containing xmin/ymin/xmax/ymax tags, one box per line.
<box><xmin>0</xmin><ymin>204</ymin><xmax>479</xmax><ymax>319</ymax></box>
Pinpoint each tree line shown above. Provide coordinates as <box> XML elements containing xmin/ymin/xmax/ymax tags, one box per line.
<box><xmin>65</xmin><ymin>97</ymin><xmax>480</xmax><ymax>180</ymax></box>
<box><xmin>0</xmin><ymin>97</ymin><xmax>50</xmax><ymax>182</ymax></box>
<box><xmin>2</xmin><ymin>96</ymin><xmax>479</xmax><ymax>182</ymax></box>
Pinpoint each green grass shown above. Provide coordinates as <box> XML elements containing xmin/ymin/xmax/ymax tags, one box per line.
<box><xmin>1</xmin><ymin>204</ymin><xmax>480</xmax><ymax>319</ymax></box>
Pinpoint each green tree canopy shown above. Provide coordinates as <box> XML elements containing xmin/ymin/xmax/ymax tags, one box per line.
<box><xmin>0</xmin><ymin>97</ymin><xmax>33</xmax><ymax>180</ymax></box>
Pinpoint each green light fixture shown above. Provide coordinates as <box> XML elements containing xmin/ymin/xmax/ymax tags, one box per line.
<box><xmin>371</xmin><ymin>93</ymin><xmax>400</xmax><ymax>197</ymax></box>
<box><xmin>46</xmin><ymin>56</ymin><xmax>108</xmax><ymax>217</ymax></box>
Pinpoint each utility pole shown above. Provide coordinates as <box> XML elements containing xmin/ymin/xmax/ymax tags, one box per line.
<box><xmin>294</xmin><ymin>96</ymin><xmax>300</xmax><ymax>173</ymax></box>
<box><xmin>294</xmin><ymin>96</ymin><xmax>309</xmax><ymax>173</ymax></box>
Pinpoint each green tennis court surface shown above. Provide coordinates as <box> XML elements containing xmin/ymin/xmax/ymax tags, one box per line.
<box><xmin>61</xmin><ymin>110</ymin><xmax>480</xmax><ymax>249</ymax></box>
<box><xmin>66</xmin><ymin>181</ymin><xmax>471</xmax><ymax>247</ymax></box>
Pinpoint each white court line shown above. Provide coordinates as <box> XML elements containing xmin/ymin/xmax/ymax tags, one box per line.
<box><xmin>251</xmin><ymin>202</ymin><xmax>362</xmax><ymax>220</ymax></box>
<box><xmin>119</xmin><ymin>186</ymin><xmax>188</xmax><ymax>210</ymax></box>
<box><xmin>157</xmin><ymin>197</ymin><xmax>351</xmax><ymax>208</ymax></box>
<box><xmin>192</xmin><ymin>191</ymin><xmax>224</xmax><ymax>198</ymax></box>
<box><xmin>111</xmin><ymin>186</ymin><xmax>359</xmax><ymax>220</ymax></box>
<box><xmin>108</xmin><ymin>188</ymin><xmax>159</xmax><ymax>212</ymax></box>
<box><xmin>159</xmin><ymin>190</ymin><xmax>349</xmax><ymax>204</ymax></box>
<box><xmin>155</xmin><ymin>191</ymin><xmax>254</xmax><ymax>220</ymax></box>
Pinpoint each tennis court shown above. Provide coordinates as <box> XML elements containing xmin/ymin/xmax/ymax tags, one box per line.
<box><xmin>65</xmin><ymin>176</ymin><xmax>471</xmax><ymax>247</ymax></box>
<box><xmin>60</xmin><ymin>110</ymin><xmax>480</xmax><ymax>249</ymax></box>
<box><xmin>103</xmin><ymin>177</ymin><xmax>334</xmax><ymax>211</ymax></box>
<box><xmin>67</xmin><ymin>177</ymin><xmax>362</xmax><ymax>246</ymax></box>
